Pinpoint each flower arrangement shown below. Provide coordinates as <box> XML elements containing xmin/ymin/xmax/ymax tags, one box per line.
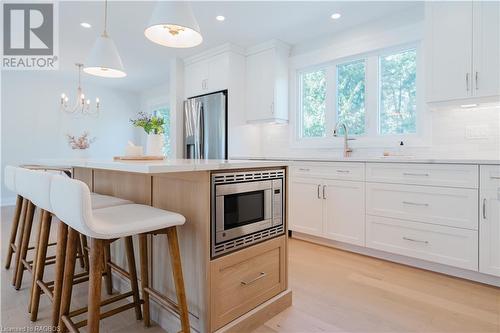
<box><xmin>130</xmin><ymin>111</ymin><xmax>165</xmax><ymax>135</ymax></box>
<box><xmin>66</xmin><ymin>131</ymin><xmax>96</xmax><ymax>150</ymax></box>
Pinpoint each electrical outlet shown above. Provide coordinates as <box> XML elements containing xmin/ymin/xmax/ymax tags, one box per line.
<box><xmin>465</xmin><ymin>125</ymin><xmax>490</xmax><ymax>139</ymax></box>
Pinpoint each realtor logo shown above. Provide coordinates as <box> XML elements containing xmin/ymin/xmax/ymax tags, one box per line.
<box><xmin>2</xmin><ymin>2</ymin><xmax>59</xmax><ymax>69</ymax></box>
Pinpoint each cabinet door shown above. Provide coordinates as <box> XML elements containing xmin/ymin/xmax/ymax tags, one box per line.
<box><xmin>208</xmin><ymin>53</ymin><xmax>229</xmax><ymax>93</ymax></box>
<box><xmin>289</xmin><ymin>177</ymin><xmax>323</xmax><ymax>236</ymax></box>
<box><xmin>245</xmin><ymin>49</ymin><xmax>275</xmax><ymax>122</ymax></box>
<box><xmin>479</xmin><ymin>189</ymin><xmax>500</xmax><ymax>277</ymax></box>
<box><xmin>473</xmin><ymin>1</ymin><xmax>500</xmax><ymax>98</ymax></box>
<box><xmin>323</xmin><ymin>180</ymin><xmax>365</xmax><ymax>246</ymax></box>
<box><xmin>426</xmin><ymin>1</ymin><xmax>473</xmax><ymax>102</ymax></box>
<box><xmin>185</xmin><ymin>60</ymin><xmax>209</xmax><ymax>98</ymax></box>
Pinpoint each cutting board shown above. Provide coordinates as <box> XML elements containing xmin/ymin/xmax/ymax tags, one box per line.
<box><xmin>113</xmin><ymin>155</ymin><xmax>165</xmax><ymax>161</ymax></box>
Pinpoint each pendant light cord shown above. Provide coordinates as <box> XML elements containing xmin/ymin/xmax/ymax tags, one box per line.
<box><xmin>103</xmin><ymin>0</ymin><xmax>108</xmax><ymax>36</ymax></box>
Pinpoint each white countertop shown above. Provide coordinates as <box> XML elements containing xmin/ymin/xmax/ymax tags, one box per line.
<box><xmin>28</xmin><ymin>158</ymin><xmax>289</xmax><ymax>174</ymax></box>
<box><xmin>232</xmin><ymin>155</ymin><xmax>500</xmax><ymax>165</ymax></box>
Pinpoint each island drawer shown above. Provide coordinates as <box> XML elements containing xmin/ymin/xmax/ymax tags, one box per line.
<box><xmin>365</xmin><ymin>163</ymin><xmax>478</xmax><ymax>188</ymax></box>
<box><xmin>366</xmin><ymin>215</ymin><xmax>478</xmax><ymax>271</ymax></box>
<box><xmin>366</xmin><ymin>183</ymin><xmax>478</xmax><ymax>230</ymax></box>
<box><xmin>210</xmin><ymin>236</ymin><xmax>286</xmax><ymax>331</ymax></box>
<box><xmin>291</xmin><ymin>162</ymin><xmax>365</xmax><ymax>181</ymax></box>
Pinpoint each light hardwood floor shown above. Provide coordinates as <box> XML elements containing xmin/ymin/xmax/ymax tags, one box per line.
<box><xmin>2</xmin><ymin>205</ymin><xmax>500</xmax><ymax>332</ymax></box>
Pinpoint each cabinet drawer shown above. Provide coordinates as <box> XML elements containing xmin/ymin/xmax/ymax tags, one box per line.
<box><xmin>366</xmin><ymin>215</ymin><xmax>478</xmax><ymax>270</ymax></box>
<box><xmin>210</xmin><ymin>236</ymin><xmax>286</xmax><ymax>331</ymax></box>
<box><xmin>291</xmin><ymin>162</ymin><xmax>365</xmax><ymax>181</ymax></box>
<box><xmin>366</xmin><ymin>183</ymin><xmax>478</xmax><ymax>230</ymax></box>
<box><xmin>480</xmin><ymin>165</ymin><xmax>500</xmax><ymax>191</ymax></box>
<box><xmin>366</xmin><ymin>163</ymin><xmax>478</xmax><ymax>188</ymax></box>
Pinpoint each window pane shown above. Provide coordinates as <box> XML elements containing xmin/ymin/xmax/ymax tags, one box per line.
<box><xmin>301</xmin><ymin>69</ymin><xmax>327</xmax><ymax>137</ymax></box>
<box><xmin>336</xmin><ymin>60</ymin><xmax>366</xmax><ymax>136</ymax></box>
<box><xmin>153</xmin><ymin>107</ymin><xmax>171</xmax><ymax>157</ymax></box>
<box><xmin>380</xmin><ymin>49</ymin><xmax>417</xmax><ymax>135</ymax></box>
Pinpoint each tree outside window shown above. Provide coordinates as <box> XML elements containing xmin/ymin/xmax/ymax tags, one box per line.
<box><xmin>152</xmin><ymin>106</ymin><xmax>171</xmax><ymax>157</ymax></box>
<box><xmin>300</xmin><ymin>69</ymin><xmax>327</xmax><ymax>138</ymax></box>
<box><xmin>336</xmin><ymin>60</ymin><xmax>366</xmax><ymax>135</ymax></box>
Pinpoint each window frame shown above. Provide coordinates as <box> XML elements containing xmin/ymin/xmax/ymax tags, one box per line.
<box><xmin>292</xmin><ymin>42</ymin><xmax>429</xmax><ymax>149</ymax></box>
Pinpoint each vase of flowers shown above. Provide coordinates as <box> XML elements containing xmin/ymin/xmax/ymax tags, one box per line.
<box><xmin>130</xmin><ymin>112</ymin><xmax>165</xmax><ymax>156</ymax></box>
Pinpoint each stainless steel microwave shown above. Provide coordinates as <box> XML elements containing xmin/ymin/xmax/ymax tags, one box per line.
<box><xmin>211</xmin><ymin>169</ymin><xmax>285</xmax><ymax>257</ymax></box>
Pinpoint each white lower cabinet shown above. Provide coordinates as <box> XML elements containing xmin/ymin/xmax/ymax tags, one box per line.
<box><xmin>323</xmin><ymin>180</ymin><xmax>365</xmax><ymax>246</ymax></box>
<box><xmin>366</xmin><ymin>215</ymin><xmax>478</xmax><ymax>270</ymax></box>
<box><xmin>289</xmin><ymin>177</ymin><xmax>324</xmax><ymax>236</ymax></box>
<box><xmin>479</xmin><ymin>165</ymin><xmax>500</xmax><ymax>277</ymax></box>
<box><xmin>289</xmin><ymin>164</ymin><xmax>365</xmax><ymax>246</ymax></box>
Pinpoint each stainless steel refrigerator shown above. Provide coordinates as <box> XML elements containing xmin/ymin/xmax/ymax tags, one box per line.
<box><xmin>184</xmin><ymin>90</ymin><xmax>227</xmax><ymax>159</ymax></box>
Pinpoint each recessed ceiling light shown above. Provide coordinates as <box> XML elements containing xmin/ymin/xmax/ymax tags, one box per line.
<box><xmin>80</xmin><ymin>22</ymin><xmax>92</xmax><ymax>28</ymax></box>
<box><xmin>216</xmin><ymin>15</ymin><xmax>225</xmax><ymax>21</ymax></box>
<box><xmin>331</xmin><ymin>13</ymin><xmax>341</xmax><ymax>20</ymax></box>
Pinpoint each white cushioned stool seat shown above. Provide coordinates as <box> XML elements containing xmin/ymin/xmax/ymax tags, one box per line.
<box><xmin>92</xmin><ymin>204</ymin><xmax>185</xmax><ymax>239</ymax></box>
<box><xmin>91</xmin><ymin>193</ymin><xmax>133</xmax><ymax>209</ymax></box>
<box><xmin>50</xmin><ymin>175</ymin><xmax>186</xmax><ymax>240</ymax></box>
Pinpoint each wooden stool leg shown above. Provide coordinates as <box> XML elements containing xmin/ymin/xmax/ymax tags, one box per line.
<box><xmin>88</xmin><ymin>238</ymin><xmax>104</xmax><ymax>333</ymax></box>
<box><xmin>5</xmin><ymin>195</ymin><xmax>23</xmax><ymax>269</ymax></box>
<box><xmin>138</xmin><ymin>234</ymin><xmax>150</xmax><ymax>327</ymax></box>
<box><xmin>58</xmin><ymin>227</ymin><xmax>79</xmax><ymax>333</ymax></box>
<box><xmin>76</xmin><ymin>239</ymin><xmax>85</xmax><ymax>269</ymax></box>
<box><xmin>51</xmin><ymin>222</ymin><xmax>68</xmax><ymax>328</ymax></box>
<box><xmin>104</xmin><ymin>242</ymin><xmax>113</xmax><ymax>295</ymax></box>
<box><xmin>29</xmin><ymin>209</ymin><xmax>45</xmax><ymax>312</ymax></box>
<box><xmin>14</xmin><ymin>201</ymin><xmax>35</xmax><ymax>290</ymax></box>
<box><xmin>11</xmin><ymin>199</ymin><xmax>27</xmax><ymax>285</ymax></box>
<box><xmin>125</xmin><ymin>236</ymin><xmax>143</xmax><ymax>320</ymax></box>
<box><xmin>30</xmin><ymin>211</ymin><xmax>52</xmax><ymax>321</ymax></box>
<box><xmin>79</xmin><ymin>234</ymin><xmax>89</xmax><ymax>271</ymax></box>
<box><xmin>166</xmin><ymin>227</ymin><xmax>190</xmax><ymax>333</ymax></box>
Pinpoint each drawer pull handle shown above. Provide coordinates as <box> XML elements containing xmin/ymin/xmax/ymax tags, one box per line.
<box><xmin>298</xmin><ymin>168</ymin><xmax>310</xmax><ymax>172</ymax></box>
<box><xmin>323</xmin><ymin>185</ymin><xmax>327</xmax><ymax>199</ymax></box>
<box><xmin>241</xmin><ymin>272</ymin><xmax>266</xmax><ymax>286</ymax></box>
<box><xmin>483</xmin><ymin>198</ymin><xmax>487</xmax><ymax>219</ymax></box>
<box><xmin>490</xmin><ymin>176</ymin><xmax>500</xmax><ymax>180</ymax></box>
<box><xmin>317</xmin><ymin>184</ymin><xmax>321</xmax><ymax>199</ymax></box>
<box><xmin>336</xmin><ymin>170</ymin><xmax>350</xmax><ymax>173</ymax></box>
<box><xmin>403</xmin><ymin>172</ymin><xmax>429</xmax><ymax>177</ymax></box>
<box><xmin>403</xmin><ymin>237</ymin><xmax>429</xmax><ymax>244</ymax></box>
<box><xmin>402</xmin><ymin>201</ymin><xmax>429</xmax><ymax>207</ymax></box>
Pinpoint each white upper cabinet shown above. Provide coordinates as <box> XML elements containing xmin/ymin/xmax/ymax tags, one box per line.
<box><xmin>425</xmin><ymin>1</ymin><xmax>500</xmax><ymax>104</ymax></box>
<box><xmin>473</xmin><ymin>1</ymin><xmax>500</xmax><ymax>99</ymax></box>
<box><xmin>245</xmin><ymin>40</ymin><xmax>290</xmax><ymax>123</ymax></box>
<box><xmin>184</xmin><ymin>45</ymin><xmax>243</xmax><ymax>98</ymax></box>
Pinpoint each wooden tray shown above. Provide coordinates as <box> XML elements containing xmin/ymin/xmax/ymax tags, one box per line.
<box><xmin>113</xmin><ymin>155</ymin><xmax>165</xmax><ymax>161</ymax></box>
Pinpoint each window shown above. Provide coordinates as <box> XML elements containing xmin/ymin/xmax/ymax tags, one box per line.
<box><xmin>337</xmin><ymin>60</ymin><xmax>366</xmax><ymax>135</ymax></box>
<box><xmin>300</xmin><ymin>69</ymin><xmax>327</xmax><ymax>138</ymax></box>
<box><xmin>379</xmin><ymin>49</ymin><xmax>417</xmax><ymax>135</ymax></box>
<box><xmin>151</xmin><ymin>106</ymin><xmax>171</xmax><ymax>157</ymax></box>
<box><xmin>296</xmin><ymin>44</ymin><xmax>420</xmax><ymax>145</ymax></box>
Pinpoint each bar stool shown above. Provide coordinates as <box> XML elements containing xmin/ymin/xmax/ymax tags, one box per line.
<box><xmin>50</xmin><ymin>175</ymin><xmax>190</xmax><ymax>333</ymax></box>
<box><xmin>16</xmin><ymin>168</ymin><xmax>133</xmax><ymax>325</ymax></box>
<box><xmin>9</xmin><ymin>166</ymin><xmax>133</xmax><ymax>292</ymax></box>
<box><xmin>4</xmin><ymin>165</ymin><xmax>25</xmax><ymax>270</ymax></box>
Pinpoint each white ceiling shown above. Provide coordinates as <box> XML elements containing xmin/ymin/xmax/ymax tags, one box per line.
<box><xmin>59</xmin><ymin>1</ymin><xmax>423</xmax><ymax>92</ymax></box>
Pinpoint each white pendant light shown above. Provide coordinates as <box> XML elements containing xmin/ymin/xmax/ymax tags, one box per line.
<box><xmin>84</xmin><ymin>0</ymin><xmax>126</xmax><ymax>78</ymax></box>
<box><xmin>144</xmin><ymin>1</ymin><xmax>202</xmax><ymax>48</ymax></box>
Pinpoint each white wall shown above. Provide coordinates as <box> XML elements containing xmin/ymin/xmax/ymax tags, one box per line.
<box><xmin>1</xmin><ymin>71</ymin><xmax>141</xmax><ymax>204</ymax></box>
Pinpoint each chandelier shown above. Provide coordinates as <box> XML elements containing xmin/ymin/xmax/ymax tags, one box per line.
<box><xmin>60</xmin><ymin>63</ymin><xmax>100</xmax><ymax>115</ymax></box>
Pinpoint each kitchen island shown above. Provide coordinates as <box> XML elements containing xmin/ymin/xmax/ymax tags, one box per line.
<box><xmin>31</xmin><ymin>158</ymin><xmax>292</xmax><ymax>333</ymax></box>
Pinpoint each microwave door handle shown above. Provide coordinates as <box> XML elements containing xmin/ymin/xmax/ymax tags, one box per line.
<box><xmin>215</xmin><ymin>196</ymin><xmax>225</xmax><ymax>233</ymax></box>
<box><xmin>264</xmin><ymin>189</ymin><xmax>272</xmax><ymax>220</ymax></box>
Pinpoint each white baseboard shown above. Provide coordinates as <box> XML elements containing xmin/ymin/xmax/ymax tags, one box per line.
<box><xmin>291</xmin><ymin>231</ymin><xmax>500</xmax><ymax>287</ymax></box>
